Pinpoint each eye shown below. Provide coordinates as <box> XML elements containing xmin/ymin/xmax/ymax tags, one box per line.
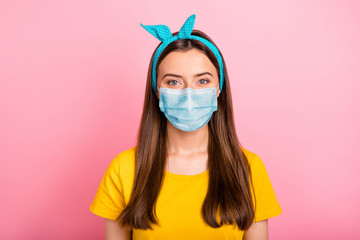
<box><xmin>198</xmin><ymin>79</ymin><xmax>209</xmax><ymax>84</ymax></box>
<box><xmin>167</xmin><ymin>80</ymin><xmax>179</xmax><ymax>86</ymax></box>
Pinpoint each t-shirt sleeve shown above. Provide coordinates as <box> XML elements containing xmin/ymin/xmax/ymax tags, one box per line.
<box><xmin>249</xmin><ymin>153</ymin><xmax>283</xmax><ymax>222</ymax></box>
<box><xmin>89</xmin><ymin>155</ymin><xmax>126</xmax><ymax>220</ymax></box>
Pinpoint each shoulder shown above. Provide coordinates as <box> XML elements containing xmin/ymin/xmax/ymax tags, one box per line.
<box><xmin>110</xmin><ymin>146</ymin><xmax>137</xmax><ymax>179</ymax></box>
<box><xmin>240</xmin><ymin>146</ymin><xmax>262</xmax><ymax>166</ymax></box>
<box><xmin>114</xmin><ymin>146</ymin><xmax>137</xmax><ymax>164</ymax></box>
<box><xmin>240</xmin><ymin>146</ymin><xmax>269</xmax><ymax>177</ymax></box>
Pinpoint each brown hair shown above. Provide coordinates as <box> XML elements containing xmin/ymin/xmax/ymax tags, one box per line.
<box><xmin>116</xmin><ymin>29</ymin><xmax>256</xmax><ymax>231</ymax></box>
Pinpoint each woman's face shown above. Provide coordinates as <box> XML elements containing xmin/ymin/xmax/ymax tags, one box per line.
<box><xmin>156</xmin><ymin>48</ymin><xmax>220</xmax><ymax>98</ymax></box>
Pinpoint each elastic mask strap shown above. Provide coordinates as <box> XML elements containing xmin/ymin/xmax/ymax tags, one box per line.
<box><xmin>215</xmin><ymin>84</ymin><xmax>220</xmax><ymax>97</ymax></box>
<box><xmin>216</xmin><ymin>84</ymin><xmax>220</xmax><ymax>91</ymax></box>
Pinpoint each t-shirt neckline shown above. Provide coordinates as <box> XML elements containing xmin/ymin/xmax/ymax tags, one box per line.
<box><xmin>164</xmin><ymin>168</ymin><xmax>209</xmax><ymax>181</ymax></box>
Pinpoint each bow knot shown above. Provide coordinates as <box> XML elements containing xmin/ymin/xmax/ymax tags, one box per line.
<box><xmin>140</xmin><ymin>14</ymin><xmax>196</xmax><ymax>42</ymax></box>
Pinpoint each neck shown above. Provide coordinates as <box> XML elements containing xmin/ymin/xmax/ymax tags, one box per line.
<box><xmin>166</xmin><ymin>120</ymin><xmax>209</xmax><ymax>155</ymax></box>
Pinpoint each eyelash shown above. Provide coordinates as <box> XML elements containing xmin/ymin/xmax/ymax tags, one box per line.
<box><xmin>167</xmin><ymin>79</ymin><xmax>209</xmax><ymax>85</ymax></box>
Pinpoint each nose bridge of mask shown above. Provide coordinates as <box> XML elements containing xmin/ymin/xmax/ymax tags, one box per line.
<box><xmin>186</xmin><ymin>88</ymin><xmax>200</xmax><ymax>109</ymax></box>
<box><xmin>157</xmin><ymin>85</ymin><xmax>219</xmax><ymax>103</ymax></box>
<box><xmin>158</xmin><ymin>86</ymin><xmax>215</xmax><ymax>107</ymax></box>
<box><xmin>163</xmin><ymin>87</ymin><xmax>197</xmax><ymax>109</ymax></box>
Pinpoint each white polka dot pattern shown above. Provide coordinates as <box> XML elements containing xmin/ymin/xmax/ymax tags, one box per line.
<box><xmin>140</xmin><ymin>14</ymin><xmax>224</xmax><ymax>94</ymax></box>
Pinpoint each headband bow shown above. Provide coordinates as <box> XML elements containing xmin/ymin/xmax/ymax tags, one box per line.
<box><xmin>140</xmin><ymin>14</ymin><xmax>224</xmax><ymax>94</ymax></box>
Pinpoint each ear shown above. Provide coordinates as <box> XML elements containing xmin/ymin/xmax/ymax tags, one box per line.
<box><xmin>156</xmin><ymin>87</ymin><xmax>160</xmax><ymax>99</ymax></box>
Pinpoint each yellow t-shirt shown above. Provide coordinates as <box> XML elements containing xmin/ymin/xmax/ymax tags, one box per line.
<box><xmin>89</xmin><ymin>146</ymin><xmax>282</xmax><ymax>239</ymax></box>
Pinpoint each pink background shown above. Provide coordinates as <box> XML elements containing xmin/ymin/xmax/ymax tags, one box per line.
<box><xmin>1</xmin><ymin>0</ymin><xmax>359</xmax><ymax>239</ymax></box>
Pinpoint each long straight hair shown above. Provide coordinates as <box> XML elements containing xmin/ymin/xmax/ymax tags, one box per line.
<box><xmin>116</xmin><ymin>29</ymin><xmax>256</xmax><ymax>231</ymax></box>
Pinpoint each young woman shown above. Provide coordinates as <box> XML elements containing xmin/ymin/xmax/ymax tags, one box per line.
<box><xmin>90</xmin><ymin>14</ymin><xmax>282</xmax><ymax>240</ymax></box>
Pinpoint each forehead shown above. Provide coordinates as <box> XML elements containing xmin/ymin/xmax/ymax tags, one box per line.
<box><xmin>157</xmin><ymin>49</ymin><xmax>217</xmax><ymax>75</ymax></box>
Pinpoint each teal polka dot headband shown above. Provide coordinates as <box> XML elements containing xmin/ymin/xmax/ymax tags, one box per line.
<box><xmin>140</xmin><ymin>14</ymin><xmax>224</xmax><ymax>94</ymax></box>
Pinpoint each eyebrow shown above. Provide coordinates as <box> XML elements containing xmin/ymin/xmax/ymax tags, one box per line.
<box><xmin>161</xmin><ymin>72</ymin><xmax>213</xmax><ymax>80</ymax></box>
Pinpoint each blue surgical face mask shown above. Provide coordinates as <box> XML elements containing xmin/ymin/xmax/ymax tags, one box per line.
<box><xmin>157</xmin><ymin>85</ymin><xmax>219</xmax><ymax>132</ymax></box>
